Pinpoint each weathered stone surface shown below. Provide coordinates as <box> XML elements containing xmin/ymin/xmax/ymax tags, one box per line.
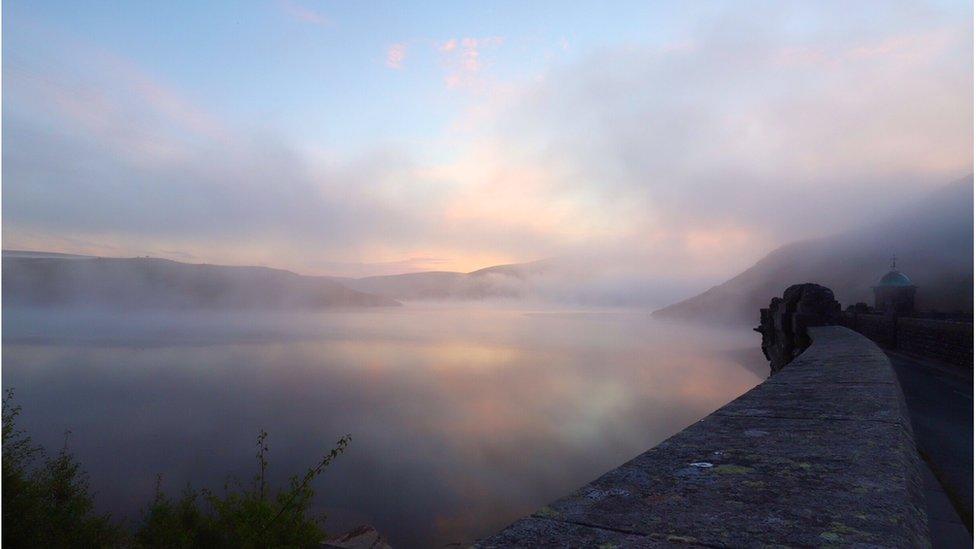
<box><xmin>476</xmin><ymin>327</ymin><xmax>929</xmax><ymax>548</ymax></box>
<box><xmin>760</xmin><ymin>329</ymin><xmax>896</xmax><ymax>385</ymax></box>
<box><xmin>322</xmin><ymin>525</ymin><xmax>392</xmax><ymax>549</ymax></box>
<box><xmin>474</xmin><ymin>517</ymin><xmax>694</xmax><ymax>548</ymax></box>
<box><xmin>714</xmin><ymin>380</ymin><xmax>910</xmax><ymax>426</ymax></box>
<box><xmin>756</xmin><ymin>283</ymin><xmax>843</xmax><ymax>373</ymax></box>
<box><xmin>843</xmin><ymin>311</ymin><xmax>974</xmax><ymax>369</ymax></box>
<box><xmin>521</xmin><ymin>416</ymin><xmax>921</xmax><ymax>547</ymax></box>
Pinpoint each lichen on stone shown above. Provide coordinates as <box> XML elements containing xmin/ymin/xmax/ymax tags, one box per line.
<box><xmin>534</xmin><ymin>506</ymin><xmax>560</xmax><ymax>519</ymax></box>
<box><xmin>714</xmin><ymin>464</ymin><xmax>754</xmax><ymax>474</ymax></box>
<box><xmin>818</xmin><ymin>531</ymin><xmax>841</xmax><ymax>542</ymax></box>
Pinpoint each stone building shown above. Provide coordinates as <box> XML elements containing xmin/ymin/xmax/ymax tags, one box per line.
<box><xmin>873</xmin><ymin>256</ymin><xmax>916</xmax><ymax>315</ymax></box>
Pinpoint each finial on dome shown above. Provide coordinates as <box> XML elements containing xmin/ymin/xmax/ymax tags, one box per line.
<box><xmin>890</xmin><ymin>254</ymin><xmax>897</xmax><ymax>270</ymax></box>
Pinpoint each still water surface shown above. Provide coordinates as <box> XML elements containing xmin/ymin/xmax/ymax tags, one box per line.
<box><xmin>3</xmin><ymin>306</ymin><xmax>763</xmax><ymax>547</ymax></box>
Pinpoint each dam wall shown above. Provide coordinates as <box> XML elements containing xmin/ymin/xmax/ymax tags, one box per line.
<box><xmin>843</xmin><ymin>312</ymin><xmax>973</xmax><ymax>369</ymax></box>
<box><xmin>477</xmin><ymin>326</ymin><xmax>929</xmax><ymax>547</ymax></box>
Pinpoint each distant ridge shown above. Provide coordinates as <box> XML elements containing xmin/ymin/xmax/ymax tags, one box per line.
<box><xmin>332</xmin><ymin>259</ymin><xmax>554</xmax><ymax>300</ymax></box>
<box><xmin>3</xmin><ymin>250</ymin><xmax>93</xmax><ymax>259</ymax></box>
<box><xmin>653</xmin><ymin>177</ymin><xmax>974</xmax><ymax>325</ymax></box>
<box><xmin>2</xmin><ymin>254</ymin><xmax>400</xmax><ymax>310</ymax></box>
<box><xmin>1</xmin><ymin>249</ymin><xmax>556</xmax><ymax>306</ymax></box>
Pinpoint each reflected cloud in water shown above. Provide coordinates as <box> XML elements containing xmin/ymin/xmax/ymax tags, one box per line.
<box><xmin>3</xmin><ymin>307</ymin><xmax>763</xmax><ymax>546</ymax></box>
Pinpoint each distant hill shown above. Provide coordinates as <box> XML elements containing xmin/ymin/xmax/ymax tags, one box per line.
<box><xmin>3</xmin><ymin>250</ymin><xmax>93</xmax><ymax>259</ymax></box>
<box><xmin>3</xmin><ymin>255</ymin><xmax>400</xmax><ymax>310</ymax></box>
<box><xmin>333</xmin><ymin>259</ymin><xmax>552</xmax><ymax>300</ymax></box>
<box><xmin>653</xmin><ymin>177</ymin><xmax>974</xmax><ymax>325</ymax></box>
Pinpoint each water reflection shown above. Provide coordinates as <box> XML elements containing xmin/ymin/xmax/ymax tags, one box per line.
<box><xmin>3</xmin><ymin>306</ymin><xmax>763</xmax><ymax>547</ymax></box>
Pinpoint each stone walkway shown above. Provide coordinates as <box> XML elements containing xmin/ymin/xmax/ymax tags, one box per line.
<box><xmin>919</xmin><ymin>458</ymin><xmax>971</xmax><ymax>548</ymax></box>
<box><xmin>887</xmin><ymin>350</ymin><xmax>973</xmax><ymax>547</ymax></box>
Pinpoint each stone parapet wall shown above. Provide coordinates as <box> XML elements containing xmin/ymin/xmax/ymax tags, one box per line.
<box><xmin>477</xmin><ymin>327</ymin><xmax>929</xmax><ymax>547</ymax></box>
<box><xmin>897</xmin><ymin>317</ymin><xmax>973</xmax><ymax>367</ymax></box>
<box><xmin>844</xmin><ymin>313</ymin><xmax>973</xmax><ymax>369</ymax></box>
<box><xmin>845</xmin><ymin>312</ymin><xmax>897</xmax><ymax>347</ymax></box>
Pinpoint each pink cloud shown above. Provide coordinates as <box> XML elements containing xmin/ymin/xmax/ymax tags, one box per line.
<box><xmin>437</xmin><ymin>36</ymin><xmax>504</xmax><ymax>89</ymax></box>
<box><xmin>774</xmin><ymin>28</ymin><xmax>955</xmax><ymax>69</ymax></box>
<box><xmin>444</xmin><ymin>74</ymin><xmax>462</xmax><ymax>88</ymax></box>
<box><xmin>279</xmin><ymin>0</ymin><xmax>329</xmax><ymax>26</ymax></box>
<box><xmin>439</xmin><ymin>39</ymin><xmax>457</xmax><ymax>52</ymax></box>
<box><xmin>386</xmin><ymin>43</ymin><xmax>407</xmax><ymax>69</ymax></box>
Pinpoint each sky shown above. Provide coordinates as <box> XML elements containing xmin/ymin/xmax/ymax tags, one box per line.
<box><xmin>3</xmin><ymin>0</ymin><xmax>973</xmax><ymax>282</ymax></box>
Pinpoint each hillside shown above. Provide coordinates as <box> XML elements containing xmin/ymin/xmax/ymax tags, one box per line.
<box><xmin>653</xmin><ymin>178</ymin><xmax>974</xmax><ymax>325</ymax></box>
<box><xmin>334</xmin><ymin>259</ymin><xmax>552</xmax><ymax>300</ymax></box>
<box><xmin>3</xmin><ymin>255</ymin><xmax>400</xmax><ymax>310</ymax></box>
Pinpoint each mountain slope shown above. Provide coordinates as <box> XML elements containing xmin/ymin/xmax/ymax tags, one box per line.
<box><xmin>3</xmin><ymin>255</ymin><xmax>400</xmax><ymax>310</ymax></box>
<box><xmin>335</xmin><ymin>259</ymin><xmax>553</xmax><ymax>300</ymax></box>
<box><xmin>653</xmin><ymin>178</ymin><xmax>974</xmax><ymax>325</ymax></box>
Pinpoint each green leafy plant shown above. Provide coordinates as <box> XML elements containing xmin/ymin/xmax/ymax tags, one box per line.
<box><xmin>2</xmin><ymin>389</ymin><xmax>124</xmax><ymax>547</ymax></box>
<box><xmin>3</xmin><ymin>390</ymin><xmax>351</xmax><ymax>548</ymax></box>
<box><xmin>135</xmin><ymin>430</ymin><xmax>351</xmax><ymax>548</ymax></box>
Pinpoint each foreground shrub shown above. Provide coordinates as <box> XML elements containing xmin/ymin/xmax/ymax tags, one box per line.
<box><xmin>134</xmin><ymin>430</ymin><xmax>351</xmax><ymax>548</ymax></box>
<box><xmin>2</xmin><ymin>390</ymin><xmax>123</xmax><ymax>547</ymax></box>
<box><xmin>3</xmin><ymin>391</ymin><xmax>350</xmax><ymax>548</ymax></box>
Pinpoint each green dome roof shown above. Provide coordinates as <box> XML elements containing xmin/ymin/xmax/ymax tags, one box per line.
<box><xmin>878</xmin><ymin>270</ymin><xmax>913</xmax><ymax>287</ymax></box>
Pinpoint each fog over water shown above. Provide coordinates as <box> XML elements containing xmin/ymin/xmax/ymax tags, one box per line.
<box><xmin>4</xmin><ymin>305</ymin><xmax>763</xmax><ymax>547</ymax></box>
<box><xmin>2</xmin><ymin>1</ymin><xmax>972</xmax><ymax>547</ymax></box>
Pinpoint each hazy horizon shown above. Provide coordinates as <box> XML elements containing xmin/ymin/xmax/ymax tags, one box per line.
<box><xmin>2</xmin><ymin>4</ymin><xmax>973</xmax><ymax>546</ymax></box>
<box><xmin>4</xmin><ymin>1</ymin><xmax>973</xmax><ymax>289</ymax></box>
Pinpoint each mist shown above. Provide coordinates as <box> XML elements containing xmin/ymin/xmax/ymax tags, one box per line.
<box><xmin>3</xmin><ymin>174</ymin><xmax>971</xmax><ymax>313</ymax></box>
<box><xmin>3</xmin><ymin>3</ymin><xmax>973</xmax><ymax>547</ymax></box>
<box><xmin>3</xmin><ymin>1</ymin><xmax>972</xmax><ymax>301</ymax></box>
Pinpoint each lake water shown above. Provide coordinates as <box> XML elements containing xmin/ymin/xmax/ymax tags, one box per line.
<box><xmin>3</xmin><ymin>306</ymin><xmax>764</xmax><ymax>547</ymax></box>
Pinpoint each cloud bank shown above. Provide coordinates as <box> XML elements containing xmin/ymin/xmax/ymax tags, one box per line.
<box><xmin>3</xmin><ymin>1</ymin><xmax>972</xmax><ymax>288</ymax></box>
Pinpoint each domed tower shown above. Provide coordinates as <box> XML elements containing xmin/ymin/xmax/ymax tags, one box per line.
<box><xmin>873</xmin><ymin>255</ymin><xmax>916</xmax><ymax>315</ymax></box>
